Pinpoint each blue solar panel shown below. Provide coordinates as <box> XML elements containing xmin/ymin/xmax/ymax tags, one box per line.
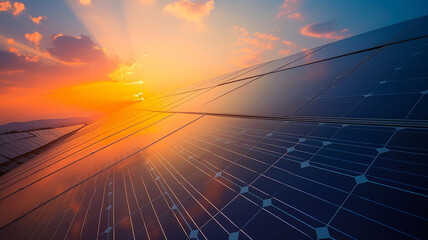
<box><xmin>0</xmin><ymin>15</ymin><xmax>427</xmax><ymax>240</ymax></box>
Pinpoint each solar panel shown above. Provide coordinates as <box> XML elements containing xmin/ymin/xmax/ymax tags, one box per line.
<box><xmin>0</xmin><ymin>15</ymin><xmax>427</xmax><ymax>240</ymax></box>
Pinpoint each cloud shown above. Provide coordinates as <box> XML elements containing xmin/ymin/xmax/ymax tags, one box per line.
<box><xmin>0</xmin><ymin>51</ymin><xmax>39</xmax><ymax>73</ymax></box>
<box><xmin>7</xmin><ymin>38</ymin><xmax>14</xmax><ymax>44</ymax></box>
<box><xmin>287</xmin><ymin>12</ymin><xmax>301</xmax><ymax>19</ymax></box>
<box><xmin>30</xmin><ymin>16</ymin><xmax>47</xmax><ymax>24</ymax></box>
<box><xmin>278</xmin><ymin>49</ymin><xmax>291</xmax><ymax>55</ymax></box>
<box><xmin>236</xmin><ymin>30</ymin><xmax>280</xmax><ymax>50</ymax></box>
<box><xmin>276</xmin><ymin>0</ymin><xmax>301</xmax><ymax>19</ymax></box>
<box><xmin>0</xmin><ymin>1</ymin><xmax>24</xmax><ymax>15</ymax></box>
<box><xmin>300</xmin><ymin>21</ymin><xmax>351</xmax><ymax>40</ymax></box>
<box><xmin>232</xmin><ymin>25</ymin><xmax>282</xmax><ymax>67</ymax></box>
<box><xmin>79</xmin><ymin>0</ymin><xmax>91</xmax><ymax>6</ymax></box>
<box><xmin>233</xmin><ymin>25</ymin><xmax>248</xmax><ymax>36</ymax></box>
<box><xmin>47</xmin><ymin>34</ymin><xmax>106</xmax><ymax>63</ymax></box>
<box><xmin>282</xmin><ymin>40</ymin><xmax>297</xmax><ymax>47</ymax></box>
<box><xmin>12</xmin><ymin>2</ymin><xmax>24</xmax><ymax>15</ymax></box>
<box><xmin>8</xmin><ymin>47</ymin><xmax>40</xmax><ymax>63</ymax></box>
<box><xmin>0</xmin><ymin>1</ymin><xmax>11</xmax><ymax>12</ymax></box>
<box><xmin>164</xmin><ymin>0</ymin><xmax>214</xmax><ymax>26</ymax></box>
<box><xmin>277</xmin><ymin>40</ymin><xmax>298</xmax><ymax>56</ymax></box>
<box><xmin>25</xmin><ymin>32</ymin><xmax>43</xmax><ymax>49</ymax></box>
<box><xmin>109</xmin><ymin>62</ymin><xmax>142</xmax><ymax>83</ymax></box>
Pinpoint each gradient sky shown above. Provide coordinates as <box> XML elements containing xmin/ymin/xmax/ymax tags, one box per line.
<box><xmin>0</xmin><ymin>0</ymin><xmax>427</xmax><ymax>124</ymax></box>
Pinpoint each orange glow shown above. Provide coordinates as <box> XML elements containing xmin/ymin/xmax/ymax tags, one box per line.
<box><xmin>0</xmin><ymin>1</ymin><xmax>12</xmax><ymax>12</ymax></box>
<box><xmin>24</xmin><ymin>31</ymin><xmax>43</xmax><ymax>49</ymax></box>
<box><xmin>29</xmin><ymin>15</ymin><xmax>46</xmax><ymax>24</ymax></box>
<box><xmin>12</xmin><ymin>2</ymin><xmax>25</xmax><ymax>16</ymax></box>
<box><xmin>163</xmin><ymin>0</ymin><xmax>215</xmax><ymax>26</ymax></box>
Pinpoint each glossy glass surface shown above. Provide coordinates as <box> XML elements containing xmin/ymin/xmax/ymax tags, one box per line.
<box><xmin>0</xmin><ymin>116</ymin><xmax>426</xmax><ymax>239</ymax></box>
<box><xmin>295</xmin><ymin>37</ymin><xmax>428</xmax><ymax>119</ymax></box>
<box><xmin>198</xmin><ymin>50</ymin><xmax>374</xmax><ymax>117</ymax></box>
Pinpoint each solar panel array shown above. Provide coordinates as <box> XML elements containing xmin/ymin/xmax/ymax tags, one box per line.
<box><xmin>0</xmin><ymin>125</ymin><xmax>85</xmax><ymax>173</ymax></box>
<box><xmin>0</xmin><ymin>15</ymin><xmax>427</xmax><ymax>239</ymax></box>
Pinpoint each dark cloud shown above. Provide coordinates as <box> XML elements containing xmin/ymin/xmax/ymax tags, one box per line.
<box><xmin>47</xmin><ymin>35</ymin><xmax>106</xmax><ymax>63</ymax></box>
<box><xmin>0</xmin><ymin>51</ymin><xmax>38</xmax><ymax>73</ymax></box>
<box><xmin>300</xmin><ymin>21</ymin><xmax>351</xmax><ymax>40</ymax></box>
<box><xmin>305</xmin><ymin>21</ymin><xmax>337</xmax><ymax>34</ymax></box>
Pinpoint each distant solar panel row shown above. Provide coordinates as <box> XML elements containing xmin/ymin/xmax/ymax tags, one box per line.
<box><xmin>0</xmin><ymin>15</ymin><xmax>427</xmax><ymax>240</ymax></box>
<box><xmin>0</xmin><ymin>125</ymin><xmax>84</xmax><ymax>163</ymax></box>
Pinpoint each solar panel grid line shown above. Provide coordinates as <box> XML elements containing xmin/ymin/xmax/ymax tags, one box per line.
<box><xmin>177</xmin><ymin>126</ymin><xmax>332</xmax><ymax>222</ymax></box>
<box><xmin>148</xmin><ymin>161</ymin><xmax>196</xmax><ymax>239</ymax></box>
<box><xmin>0</xmin><ymin>115</ymin><xmax>204</xmax><ymax>232</ymax></box>
<box><xmin>141</xmin><ymin>163</ymin><xmax>191</xmax><ymax>237</ymax></box>
<box><xmin>125</xmin><ymin>168</ymin><xmax>152</xmax><ymax>240</ymax></box>
<box><xmin>0</xmin><ymin>113</ymin><xmax>163</xmax><ymax>195</ymax></box>
<box><xmin>294</xmin><ymin>37</ymin><xmax>428</xmax><ymax>120</ymax></box>
<box><xmin>0</xmin><ymin>112</ymin><xmax>160</xmax><ymax>190</ymax></box>
<box><xmin>167</xmin><ymin>132</ymin><xmax>327</xmax><ymax>238</ymax></box>
<box><xmin>175</xmin><ymin>127</ymin><xmax>349</xmax><ymax>207</ymax></box>
<box><xmin>148</xmin><ymin>144</ymin><xmax>254</xmax><ymax>239</ymax></box>
<box><xmin>289</xmin><ymin>46</ymin><xmax>387</xmax><ymax>117</ymax></box>
<box><xmin>154</xmin><ymin>16</ymin><xmax>427</xmax><ymax>103</ymax></box>
<box><xmin>147</xmin><ymin>147</ymin><xmax>229</xmax><ymax>236</ymax></box>
<box><xmin>159</xmin><ymin>62</ymin><xmax>271</xmax><ymax>99</ymax></box>
<box><xmin>141</xmin><ymin>110</ymin><xmax>428</xmax><ymax>129</ymax></box>
<box><xmin>11</xmin><ymin>116</ymin><xmax>422</xmax><ymax>238</ymax></box>
<box><xmin>50</xmin><ymin>158</ymin><xmax>109</xmax><ymax>240</ymax></box>
<box><xmin>165</xmin><ymin>129</ymin><xmax>327</xmax><ymax>238</ymax></box>
<box><xmin>1</xmin><ymin>16</ymin><xmax>428</xmax><ymax>240</ymax></box>
<box><xmin>104</xmin><ymin>162</ymin><xmax>181</xmax><ymax>240</ymax></box>
<box><xmin>154</xmin><ymin>46</ymin><xmax>327</xmax><ymax>108</ymax></box>
<box><xmin>155</xmin><ymin>67</ymin><xmax>250</xmax><ymax>100</ymax></box>
<box><xmin>327</xmin><ymin>130</ymin><xmax>397</xmax><ymax>221</ymax></box>
<box><xmin>157</xmin><ymin>34</ymin><xmax>427</xmax><ymax>104</ymax></box>
<box><xmin>2</xmin><ymin>157</ymin><xmax>102</xmax><ymax>240</ymax></box>
<box><xmin>163</xmin><ymin>117</ymin><xmax>424</xmax><ymax>238</ymax></box>
<box><xmin>141</xmin><ymin>37</ymin><xmax>428</xmax><ymax>120</ymax></box>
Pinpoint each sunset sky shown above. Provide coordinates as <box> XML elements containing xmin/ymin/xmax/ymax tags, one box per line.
<box><xmin>0</xmin><ymin>0</ymin><xmax>427</xmax><ymax>124</ymax></box>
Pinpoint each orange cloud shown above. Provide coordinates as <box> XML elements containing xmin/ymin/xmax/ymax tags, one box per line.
<box><xmin>232</xmin><ymin>25</ymin><xmax>282</xmax><ymax>66</ymax></box>
<box><xmin>233</xmin><ymin>25</ymin><xmax>248</xmax><ymax>36</ymax></box>
<box><xmin>164</xmin><ymin>0</ymin><xmax>214</xmax><ymax>26</ymax></box>
<box><xmin>0</xmin><ymin>1</ymin><xmax>11</xmax><ymax>11</ymax></box>
<box><xmin>282</xmin><ymin>40</ymin><xmax>297</xmax><ymax>48</ymax></box>
<box><xmin>300</xmin><ymin>22</ymin><xmax>351</xmax><ymax>40</ymax></box>
<box><xmin>8</xmin><ymin>46</ymin><xmax>41</xmax><ymax>63</ymax></box>
<box><xmin>276</xmin><ymin>0</ymin><xmax>301</xmax><ymax>19</ymax></box>
<box><xmin>12</xmin><ymin>2</ymin><xmax>24</xmax><ymax>15</ymax></box>
<box><xmin>278</xmin><ymin>49</ymin><xmax>291</xmax><ymax>55</ymax></box>
<box><xmin>30</xmin><ymin>16</ymin><xmax>47</xmax><ymax>24</ymax></box>
<box><xmin>109</xmin><ymin>62</ymin><xmax>142</xmax><ymax>83</ymax></box>
<box><xmin>25</xmin><ymin>31</ymin><xmax>43</xmax><ymax>49</ymax></box>
<box><xmin>278</xmin><ymin>40</ymin><xmax>298</xmax><ymax>56</ymax></box>
<box><xmin>8</xmin><ymin>46</ymin><xmax>20</xmax><ymax>54</ymax></box>
<box><xmin>236</xmin><ymin>31</ymin><xmax>280</xmax><ymax>50</ymax></box>
<box><xmin>287</xmin><ymin>12</ymin><xmax>301</xmax><ymax>19</ymax></box>
<box><xmin>79</xmin><ymin>0</ymin><xmax>91</xmax><ymax>6</ymax></box>
<box><xmin>7</xmin><ymin>38</ymin><xmax>14</xmax><ymax>44</ymax></box>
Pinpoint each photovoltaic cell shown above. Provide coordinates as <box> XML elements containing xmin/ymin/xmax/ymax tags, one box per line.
<box><xmin>0</xmin><ymin>15</ymin><xmax>427</xmax><ymax>240</ymax></box>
